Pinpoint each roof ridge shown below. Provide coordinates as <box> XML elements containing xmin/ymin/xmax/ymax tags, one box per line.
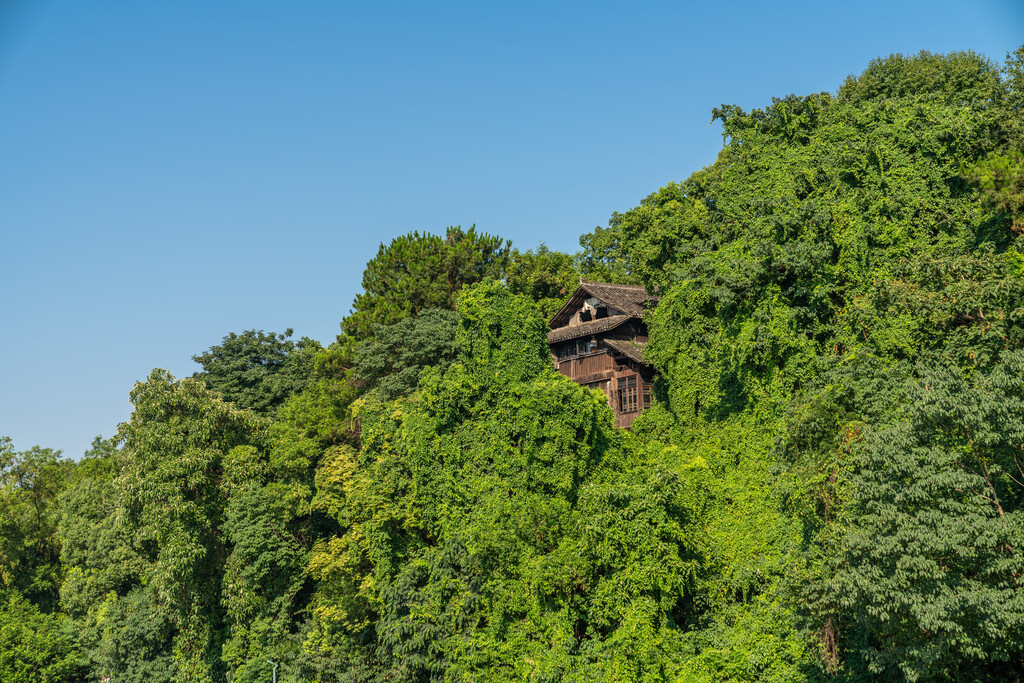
<box><xmin>581</xmin><ymin>279</ymin><xmax>646</xmax><ymax>290</ymax></box>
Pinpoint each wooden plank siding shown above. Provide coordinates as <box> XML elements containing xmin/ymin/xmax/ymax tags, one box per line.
<box><xmin>555</xmin><ymin>351</ymin><xmax>616</xmax><ymax>381</ymax></box>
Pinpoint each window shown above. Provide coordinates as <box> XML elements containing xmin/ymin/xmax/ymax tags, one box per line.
<box><xmin>617</xmin><ymin>375</ymin><xmax>638</xmax><ymax>413</ymax></box>
<box><xmin>642</xmin><ymin>381</ymin><xmax>652</xmax><ymax>409</ymax></box>
<box><xmin>558</xmin><ymin>338</ymin><xmax>597</xmax><ymax>359</ymax></box>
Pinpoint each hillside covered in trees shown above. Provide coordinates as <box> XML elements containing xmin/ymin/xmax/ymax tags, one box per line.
<box><xmin>4</xmin><ymin>47</ymin><xmax>1024</xmax><ymax>682</ymax></box>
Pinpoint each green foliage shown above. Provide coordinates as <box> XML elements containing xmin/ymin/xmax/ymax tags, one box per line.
<box><xmin>836</xmin><ymin>49</ymin><xmax>1003</xmax><ymax>105</ymax></box>
<box><xmin>505</xmin><ymin>244</ymin><xmax>581</xmax><ymax>318</ymax></box>
<box><xmin>963</xmin><ymin>150</ymin><xmax>1024</xmax><ymax>230</ymax></box>
<box><xmin>577</xmin><ymin>221</ymin><xmax>642</xmax><ymax>285</ymax></box>
<box><xmin>835</xmin><ymin>354</ymin><xmax>1024</xmax><ymax>680</ymax></box>
<box><xmin>609</xmin><ymin>181</ymin><xmax>697</xmax><ymax>292</ymax></box>
<box><xmin>635</xmin><ymin>46</ymin><xmax>1022</xmax><ymax>422</ymax></box>
<box><xmin>193</xmin><ymin>329</ymin><xmax>322</xmax><ymax>416</ymax></box>
<box><xmin>617</xmin><ymin>46</ymin><xmax>1024</xmax><ymax>681</ymax></box>
<box><xmin>342</xmin><ymin>225</ymin><xmax>511</xmax><ymax>343</ymax></box>
<box><xmin>58</xmin><ymin>437</ymin><xmax>152</xmax><ymax>674</ymax></box>
<box><xmin>118</xmin><ymin>370</ymin><xmax>265</xmax><ymax>609</ymax></box>
<box><xmin>303</xmin><ymin>283</ymin><xmax>708</xmax><ymax>681</ymax></box>
<box><xmin>92</xmin><ymin>588</ymin><xmax>177</xmax><ymax>683</ymax></box>
<box><xmin>116</xmin><ymin>369</ymin><xmax>268</xmax><ymax>682</ymax></box>
<box><xmin>11</xmin><ymin>45</ymin><xmax>1024</xmax><ymax>682</ymax></box>
<box><xmin>219</xmin><ymin>443</ymin><xmax>315</xmax><ymax>683</ymax></box>
<box><xmin>216</xmin><ymin>358</ymin><xmax>363</xmax><ymax>679</ymax></box>
<box><xmin>0</xmin><ymin>438</ymin><xmax>74</xmax><ymax>612</ymax></box>
<box><xmin>451</xmin><ymin>280</ymin><xmax>552</xmax><ymax>388</ymax></box>
<box><xmin>0</xmin><ymin>589</ymin><xmax>87</xmax><ymax>683</ymax></box>
<box><xmin>1000</xmin><ymin>46</ymin><xmax>1024</xmax><ymax>147</ymax></box>
<box><xmin>351</xmin><ymin>308</ymin><xmax>459</xmax><ymax>401</ymax></box>
<box><xmin>677</xmin><ymin>599</ymin><xmax>812</xmax><ymax>683</ymax></box>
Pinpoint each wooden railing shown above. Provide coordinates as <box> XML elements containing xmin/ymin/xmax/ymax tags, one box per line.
<box><xmin>556</xmin><ymin>353</ymin><xmax>615</xmax><ymax>380</ymax></box>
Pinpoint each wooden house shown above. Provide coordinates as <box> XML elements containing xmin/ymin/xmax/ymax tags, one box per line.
<box><xmin>547</xmin><ymin>280</ymin><xmax>656</xmax><ymax>428</ymax></box>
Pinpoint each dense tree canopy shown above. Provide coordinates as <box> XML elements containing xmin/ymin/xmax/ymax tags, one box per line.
<box><xmin>8</xmin><ymin>46</ymin><xmax>1024</xmax><ymax>683</ymax></box>
<box><xmin>303</xmin><ymin>282</ymin><xmax>708</xmax><ymax>681</ymax></box>
<box><xmin>628</xmin><ymin>47</ymin><xmax>1024</xmax><ymax>680</ymax></box>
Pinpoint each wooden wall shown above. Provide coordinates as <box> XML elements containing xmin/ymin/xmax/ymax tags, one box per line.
<box><xmin>554</xmin><ymin>348</ymin><xmax>652</xmax><ymax>428</ymax></box>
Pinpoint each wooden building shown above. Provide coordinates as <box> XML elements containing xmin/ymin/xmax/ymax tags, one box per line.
<box><xmin>547</xmin><ymin>280</ymin><xmax>656</xmax><ymax>428</ymax></box>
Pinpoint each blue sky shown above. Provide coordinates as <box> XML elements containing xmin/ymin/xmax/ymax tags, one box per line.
<box><xmin>2</xmin><ymin>0</ymin><xmax>1022</xmax><ymax>457</ymax></box>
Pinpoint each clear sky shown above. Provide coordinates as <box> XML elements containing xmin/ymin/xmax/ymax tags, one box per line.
<box><xmin>2</xmin><ymin>0</ymin><xmax>1022</xmax><ymax>457</ymax></box>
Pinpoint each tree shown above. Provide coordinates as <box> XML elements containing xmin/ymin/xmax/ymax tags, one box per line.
<box><xmin>1000</xmin><ymin>46</ymin><xmax>1024</xmax><ymax>147</ymax></box>
<box><xmin>116</xmin><ymin>369</ymin><xmax>268</xmax><ymax>682</ymax></box>
<box><xmin>0</xmin><ymin>589</ymin><xmax>87</xmax><ymax>683</ymax></box>
<box><xmin>836</xmin><ymin>49</ymin><xmax>1003</xmax><ymax>105</ymax></box>
<box><xmin>505</xmin><ymin>244</ymin><xmax>580</xmax><ymax>318</ymax></box>
<box><xmin>58</xmin><ymin>436</ymin><xmax>157</xmax><ymax>678</ymax></box>
<box><xmin>350</xmin><ymin>308</ymin><xmax>459</xmax><ymax>401</ymax></box>
<box><xmin>341</xmin><ymin>225</ymin><xmax>511</xmax><ymax>343</ymax></box>
<box><xmin>577</xmin><ymin>220</ymin><xmax>642</xmax><ymax>285</ymax></box>
<box><xmin>192</xmin><ymin>329</ymin><xmax>321</xmax><ymax>417</ymax></box>
<box><xmin>0</xmin><ymin>438</ymin><xmax>74</xmax><ymax>612</ymax></box>
<box><xmin>218</xmin><ymin>444</ymin><xmax>313</xmax><ymax>682</ymax></box>
<box><xmin>91</xmin><ymin>589</ymin><xmax>177</xmax><ymax>683</ymax></box>
<box><xmin>834</xmin><ymin>354</ymin><xmax>1024</xmax><ymax>680</ymax></box>
<box><xmin>963</xmin><ymin>150</ymin><xmax>1024</xmax><ymax>231</ymax></box>
<box><xmin>621</xmin><ymin>47</ymin><xmax>1024</xmax><ymax>679</ymax></box>
<box><xmin>28</xmin><ymin>45</ymin><xmax>1024</xmax><ymax>682</ymax></box>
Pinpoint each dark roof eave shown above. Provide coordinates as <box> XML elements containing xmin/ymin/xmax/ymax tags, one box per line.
<box><xmin>604</xmin><ymin>338</ymin><xmax>649</xmax><ymax>364</ymax></box>
<box><xmin>546</xmin><ymin>314</ymin><xmax>632</xmax><ymax>343</ymax></box>
<box><xmin>548</xmin><ymin>287</ymin><xmax>589</xmax><ymax>328</ymax></box>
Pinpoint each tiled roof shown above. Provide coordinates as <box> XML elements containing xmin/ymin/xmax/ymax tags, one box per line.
<box><xmin>604</xmin><ymin>338</ymin><xmax>647</xmax><ymax>364</ymax></box>
<box><xmin>579</xmin><ymin>281</ymin><xmax>650</xmax><ymax>317</ymax></box>
<box><xmin>546</xmin><ymin>315</ymin><xmax>631</xmax><ymax>343</ymax></box>
<box><xmin>549</xmin><ymin>280</ymin><xmax>655</xmax><ymax>328</ymax></box>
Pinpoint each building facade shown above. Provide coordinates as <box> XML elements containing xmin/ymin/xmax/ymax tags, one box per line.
<box><xmin>547</xmin><ymin>280</ymin><xmax>655</xmax><ymax>428</ymax></box>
